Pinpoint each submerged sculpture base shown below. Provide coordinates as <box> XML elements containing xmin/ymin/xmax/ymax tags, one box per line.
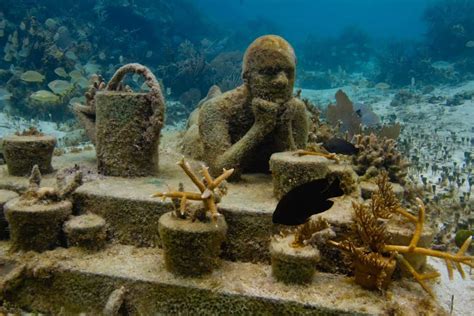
<box><xmin>0</xmin><ymin>243</ymin><xmax>444</xmax><ymax>315</ymax></box>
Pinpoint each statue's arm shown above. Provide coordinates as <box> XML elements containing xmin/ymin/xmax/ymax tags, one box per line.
<box><xmin>289</xmin><ymin>99</ymin><xmax>310</xmax><ymax>149</ymax></box>
<box><xmin>199</xmin><ymin>98</ymin><xmax>278</xmax><ymax>177</ymax></box>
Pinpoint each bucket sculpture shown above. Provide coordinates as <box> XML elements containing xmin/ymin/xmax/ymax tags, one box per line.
<box><xmin>95</xmin><ymin>64</ymin><xmax>166</xmax><ymax>177</ymax></box>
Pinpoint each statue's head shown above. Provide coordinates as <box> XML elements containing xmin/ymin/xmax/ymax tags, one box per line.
<box><xmin>242</xmin><ymin>35</ymin><xmax>296</xmax><ymax>103</ymax></box>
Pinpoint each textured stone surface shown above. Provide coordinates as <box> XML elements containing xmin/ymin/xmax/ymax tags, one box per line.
<box><xmin>0</xmin><ymin>190</ymin><xmax>19</xmax><ymax>240</ymax></box>
<box><xmin>159</xmin><ymin>212</ymin><xmax>227</xmax><ymax>276</ymax></box>
<box><xmin>95</xmin><ymin>91</ymin><xmax>161</xmax><ymax>177</ymax></box>
<box><xmin>4</xmin><ymin>198</ymin><xmax>72</xmax><ymax>252</ymax></box>
<box><xmin>64</xmin><ymin>213</ymin><xmax>107</xmax><ymax>250</ymax></box>
<box><xmin>0</xmin><ymin>243</ymin><xmax>444</xmax><ymax>315</ymax></box>
<box><xmin>270</xmin><ymin>235</ymin><xmax>320</xmax><ymax>284</ymax></box>
<box><xmin>3</xmin><ymin>135</ymin><xmax>56</xmax><ymax>176</ymax></box>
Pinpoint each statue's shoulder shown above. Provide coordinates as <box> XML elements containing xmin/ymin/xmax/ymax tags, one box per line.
<box><xmin>201</xmin><ymin>85</ymin><xmax>248</xmax><ymax>112</ymax></box>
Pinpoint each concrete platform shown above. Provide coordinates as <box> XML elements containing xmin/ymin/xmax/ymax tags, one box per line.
<box><xmin>0</xmin><ymin>136</ymin><xmax>359</xmax><ymax>264</ymax></box>
<box><xmin>0</xmin><ymin>242</ymin><xmax>444</xmax><ymax>315</ymax></box>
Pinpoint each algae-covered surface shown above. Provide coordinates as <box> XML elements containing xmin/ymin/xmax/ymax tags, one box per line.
<box><xmin>0</xmin><ymin>242</ymin><xmax>444</xmax><ymax>315</ymax></box>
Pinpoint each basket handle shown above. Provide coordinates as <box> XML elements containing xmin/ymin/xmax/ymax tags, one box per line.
<box><xmin>106</xmin><ymin>63</ymin><xmax>166</xmax><ymax>143</ymax></box>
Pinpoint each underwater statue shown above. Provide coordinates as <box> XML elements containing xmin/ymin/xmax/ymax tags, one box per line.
<box><xmin>181</xmin><ymin>35</ymin><xmax>309</xmax><ymax>180</ymax></box>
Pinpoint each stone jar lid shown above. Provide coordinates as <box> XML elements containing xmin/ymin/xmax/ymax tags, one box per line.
<box><xmin>64</xmin><ymin>213</ymin><xmax>106</xmax><ymax>233</ymax></box>
<box><xmin>3</xmin><ymin>135</ymin><xmax>57</xmax><ymax>143</ymax></box>
<box><xmin>270</xmin><ymin>235</ymin><xmax>320</xmax><ymax>261</ymax></box>
<box><xmin>5</xmin><ymin>198</ymin><xmax>72</xmax><ymax>214</ymax></box>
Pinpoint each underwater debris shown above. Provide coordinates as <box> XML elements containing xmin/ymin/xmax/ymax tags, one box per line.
<box><xmin>152</xmin><ymin>158</ymin><xmax>234</xmax><ymax>221</ymax></box>
<box><xmin>272</xmin><ymin>177</ymin><xmax>344</xmax><ymax>226</ymax></box>
<box><xmin>330</xmin><ymin>173</ymin><xmax>474</xmax><ymax>295</ymax></box>
<box><xmin>14</xmin><ymin>126</ymin><xmax>43</xmax><ymax>136</ymax></box>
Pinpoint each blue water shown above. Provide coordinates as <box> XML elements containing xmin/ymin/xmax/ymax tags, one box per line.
<box><xmin>196</xmin><ymin>0</ymin><xmax>432</xmax><ymax>42</ymax></box>
<box><xmin>0</xmin><ymin>0</ymin><xmax>473</xmax><ymax>122</ymax></box>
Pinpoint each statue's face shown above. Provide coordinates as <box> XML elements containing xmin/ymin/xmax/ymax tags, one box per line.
<box><xmin>247</xmin><ymin>58</ymin><xmax>295</xmax><ymax>104</ymax></box>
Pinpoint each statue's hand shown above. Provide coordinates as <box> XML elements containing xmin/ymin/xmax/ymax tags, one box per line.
<box><xmin>251</xmin><ymin>97</ymin><xmax>279</xmax><ymax>131</ymax></box>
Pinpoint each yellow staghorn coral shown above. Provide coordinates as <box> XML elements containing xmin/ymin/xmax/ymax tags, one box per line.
<box><xmin>294</xmin><ymin>149</ymin><xmax>340</xmax><ymax>162</ymax></box>
<box><xmin>151</xmin><ymin>158</ymin><xmax>234</xmax><ymax>221</ymax></box>
<box><xmin>330</xmin><ymin>172</ymin><xmax>474</xmax><ymax>296</ymax></box>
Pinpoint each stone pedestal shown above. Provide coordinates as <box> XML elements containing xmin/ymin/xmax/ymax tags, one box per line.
<box><xmin>158</xmin><ymin>212</ymin><xmax>227</xmax><ymax>276</ymax></box>
<box><xmin>4</xmin><ymin>198</ymin><xmax>71</xmax><ymax>252</ymax></box>
<box><xmin>3</xmin><ymin>135</ymin><xmax>56</xmax><ymax>176</ymax></box>
<box><xmin>270</xmin><ymin>235</ymin><xmax>320</xmax><ymax>284</ymax></box>
<box><xmin>387</xmin><ymin>222</ymin><xmax>434</xmax><ymax>273</ymax></box>
<box><xmin>269</xmin><ymin>151</ymin><xmax>358</xmax><ymax>199</ymax></box>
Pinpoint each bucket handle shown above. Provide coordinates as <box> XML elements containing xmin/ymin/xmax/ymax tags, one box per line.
<box><xmin>106</xmin><ymin>63</ymin><xmax>166</xmax><ymax>144</ymax></box>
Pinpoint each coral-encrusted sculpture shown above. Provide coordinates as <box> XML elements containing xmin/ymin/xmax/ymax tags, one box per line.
<box><xmin>330</xmin><ymin>173</ymin><xmax>474</xmax><ymax>295</ymax></box>
<box><xmin>98</xmin><ymin>63</ymin><xmax>165</xmax><ymax>177</ymax></box>
<box><xmin>352</xmin><ymin>133</ymin><xmax>409</xmax><ymax>184</ymax></box>
<box><xmin>72</xmin><ymin>74</ymin><xmax>106</xmax><ymax>145</ymax></box>
<box><xmin>181</xmin><ymin>35</ymin><xmax>309</xmax><ymax>180</ymax></box>
<box><xmin>152</xmin><ymin>159</ymin><xmax>233</xmax><ymax>276</ymax></box>
<box><xmin>3</xmin><ymin>127</ymin><xmax>56</xmax><ymax>176</ymax></box>
<box><xmin>4</xmin><ymin>165</ymin><xmax>82</xmax><ymax>252</ymax></box>
<box><xmin>270</xmin><ymin>218</ymin><xmax>333</xmax><ymax>284</ymax></box>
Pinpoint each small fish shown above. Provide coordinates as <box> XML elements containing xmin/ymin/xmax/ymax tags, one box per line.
<box><xmin>272</xmin><ymin>178</ymin><xmax>344</xmax><ymax>226</ymax></box>
<box><xmin>466</xmin><ymin>41</ymin><xmax>474</xmax><ymax>48</ymax></box>
<box><xmin>20</xmin><ymin>70</ymin><xmax>45</xmax><ymax>83</ymax></box>
<box><xmin>322</xmin><ymin>137</ymin><xmax>358</xmax><ymax>155</ymax></box>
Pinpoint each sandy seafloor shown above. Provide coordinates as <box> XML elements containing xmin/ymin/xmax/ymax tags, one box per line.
<box><xmin>0</xmin><ymin>81</ymin><xmax>473</xmax><ymax>314</ymax></box>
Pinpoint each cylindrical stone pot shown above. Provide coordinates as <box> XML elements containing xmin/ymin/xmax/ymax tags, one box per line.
<box><xmin>4</xmin><ymin>198</ymin><xmax>72</xmax><ymax>252</ymax></box>
<box><xmin>95</xmin><ymin>64</ymin><xmax>165</xmax><ymax>177</ymax></box>
<box><xmin>0</xmin><ymin>190</ymin><xmax>19</xmax><ymax>240</ymax></box>
<box><xmin>158</xmin><ymin>212</ymin><xmax>227</xmax><ymax>277</ymax></box>
<box><xmin>270</xmin><ymin>235</ymin><xmax>320</xmax><ymax>284</ymax></box>
<box><xmin>64</xmin><ymin>214</ymin><xmax>107</xmax><ymax>251</ymax></box>
<box><xmin>3</xmin><ymin>135</ymin><xmax>56</xmax><ymax>176</ymax></box>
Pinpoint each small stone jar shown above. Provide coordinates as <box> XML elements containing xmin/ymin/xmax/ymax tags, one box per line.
<box><xmin>270</xmin><ymin>235</ymin><xmax>320</xmax><ymax>284</ymax></box>
<box><xmin>158</xmin><ymin>211</ymin><xmax>227</xmax><ymax>277</ymax></box>
<box><xmin>3</xmin><ymin>135</ymin><xmax>56</xmax><ymax>176</ymax></box>
<box><xmin>4</xmin><ymin>198</ymin><xmax>71</xmax><ymax>252</ymax></box>
<box><xmin>64</xmin><ymin>214</ymin><xmax>107</xmax><ymax>251</ymax></box>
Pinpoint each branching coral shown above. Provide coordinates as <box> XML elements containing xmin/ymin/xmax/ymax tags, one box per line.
<box><xmin>291</xmin><ymin>217</ymin><xmax>332</xmax><ymax>248</ymax></box>
<box><xmin>151</xmin><ymin>158</ymin><xmax>234</xmax><ymax>221</ymax></box>
<box><xmin>330</xmin><ymin>172</ymin><xmax>474</xmax><ymax>295</ymax></box>
<box><xmin>353</xmin><ymin>133</ymin><xmax>409</xmax><ymax>184</ymax></box>
<box><xmin>20</xmin><ymin>165</ymin><xmax>83</xmax><ymax>205</ymax></box>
